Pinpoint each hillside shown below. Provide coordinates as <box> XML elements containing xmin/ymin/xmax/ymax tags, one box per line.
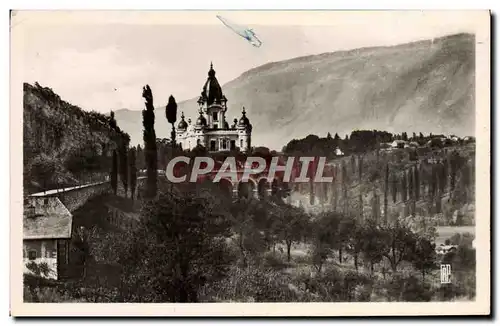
<box><xmin>114</xmin><ymin>33</ymin><xmax>475</xmax><ymax>150</ymax></box>
<box><xmin>290</xmin><ymin>140</ymin><xmax>476</xmax><ymax>229</ymax></box>
<box><xmin>23</xmin><ymin>83</ymin><xmax>130</xmax><ymax>194</ymax></box>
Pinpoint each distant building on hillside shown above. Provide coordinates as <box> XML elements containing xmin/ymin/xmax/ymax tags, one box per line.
<box><xmin>176</xmin><ymin>63</ymin><xmax>252</xmax><ymax>153</ymax></box>
<box><xmin>463</xmin><ymin>136</ymin><xmax>475</xmax><ymax>143</ymax></box>
<box><xmin>23</xmin><ymin>197</ymin><xmax>73</xmax><ymax>280</ymax></box>
<box><xmin>436</xmin><ymin>244</ymin><xmax>457</xmax><ymax>255</ymax></box>
<box><xmin>390</xmin><ymin>140</ymin><xmax>407</xmax><ymax>149</ymax></box>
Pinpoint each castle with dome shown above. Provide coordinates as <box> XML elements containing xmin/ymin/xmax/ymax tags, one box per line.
<box><xmin>176</xmin><ymin>63</ymin><xmax>252</xmax><ymax>153</ymax></box>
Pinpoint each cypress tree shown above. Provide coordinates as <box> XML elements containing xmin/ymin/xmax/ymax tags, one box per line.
<box><xmin>322</xmin><ymin>182</ymin><xmax>329</xmax><ymax>204</ymax></box>
<box><xmin>414</xmin><ymin>164</ymin><xmax>420</xmax><ymax>201</ymax></box>
<box><xmin>384</xmin><ymin>163</ymin><xmax>389</xmax><ymax>224</ymax></box>
<box><xmin>111</xmin><ymin>150</ymin><xmax>118</xmax><ymax>195</ymax></box>
<box><xmin>166</xmin><ymin>95</ymin><xmax>178</xmax><ymax>146</ymax></box>
<box><xmin>433</xmin><ymin>163</ymin><xmax>442</xmax><ymax>214</ymax></box>
<box><xmin>330</xmin><ymin>165</ymin><xmax>337</xmax><ymax>211</ymax></box>
<box><xmin>435</xmin><ymin>174</ymin><xmax>442</xmax><ymax>214</ymax></box>
<box><xmin>401</xmin><ymin>171</ymin><xmax>407</xmax><ymax>202</ymax></box>
<box><xmin>450</xmin><ymin>151</ymin><xmax>461</xmax><ymax>192</ymax></box>
<box><xmin>443</xmin><ymin>161</ymin><xmax>448</xmax><ymax>193</ymax></box>
<box><xmin>309</xmin><ymin>178</ymin><xmax>315</xmax><ymax>206</ymax></box>
<box><xmin>391</xmin><ymin>173</ymin><xmax>398</xmax><ymax>203</ymax></box>
<box><xmin>411</xmin><ymin>198</ymin><xmax>417</xmax><ymax>218</ymax></box>
<box><xmin>350</xmin><ymin>155</ymin><xmax>356</xmax><ymax>176</ymax></box>
<box><xmin>359</xmin><ymin>155</ymin><xmax>363</xmax><ymax>219</ymax></box>
<box><xmin>408</xmin><ymin>168</ymin><xmax>414</xmax><ymax>200</ymax></box>
<box><xmin>136</xmin><ymin>144</ymin><xmax>146</xmax><ymax>170</ymax></box>
<box><xmin>443</xmin><ymin>157</ymin><xmax>449</xmax><ymax>192</ymax></box>
<box><xmin>119</xmin><ymin>142</ymin><xmax>129</xmax><ymax>197</ymax></box>
<box><xmin>430</xmin><ymin>165</ymin><xmax>437</xmax><ymax>199</ymax></box>
<box><xmin>342</xmin><ymin>161</ymin><xmax>348</xmax><ymax>214</ymax></box>
<box><xmin>419</xmin><ymin>163</ymin><xmax>427</xmax><ymax>198</ymax></box>
<box><xmin>461</xmin><ymin>164</ymin><xmax>471</xmax><ymax>202</ymax></box>
<box><xmin>142</xmin><ymin>85</ymin><xmax>158</xmax><ymax>199</ymax></box>
<box><xmin>129</xmin><ymin>148</ymin><xmax>137</xmax><ymax>200</ymax></box>
<box><xmin>309</xmin><ymin>158</ymin><xmax>316</xmax><ymax>205</ymax></box>
<box><xmin>372</xmin><ymin>189</ymin><xmax>380</xmax><ymax>222</ymax></box>
<box><xmin>358</xmin><ymin>155</ymin><xmax>363</xmax><ymax>180</ymax></box>
<box><xmin>109</xmin><ymin>110</ymin><xmax>117</xmax><ymax>130</ymax></box>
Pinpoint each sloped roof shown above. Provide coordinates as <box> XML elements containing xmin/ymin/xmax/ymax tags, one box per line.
<box><xmin>201</xmin><ymin>63</ymin><xmax>225</xmax><ymax>106</ymax></box>
<box><xmin>23</xmin><ymin>197</ymin><xmax>73</xmax><ymax>240</ymax></box>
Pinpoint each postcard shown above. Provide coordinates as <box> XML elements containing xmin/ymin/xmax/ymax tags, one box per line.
<box><xmin>10</xmin><ymin>10</ymin><xmax>490</xmax><ymax>316</ymax></box>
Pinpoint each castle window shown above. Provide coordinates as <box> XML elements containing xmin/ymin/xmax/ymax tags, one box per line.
<box><xmin>222</xmin><ymin>140</ymin><xmax>227</xmax><ymax>150</ymax></box>
<box><xmin>210</xmin><ymin>140</ymin><xmax>216</xmax><ymax>151</ymax></box>
<box><xmin>214</xmin><ymin>124</ymin><xmax>218</xmax><ymax>130</ymax></box>
<box><xmin>240</xmin><ymin>139</ymin><xmax>244</xmax><ymax>148</ymax></box>
<box><xmin>230</xmin><ymin>140</ymin><xmax>236</xmax><ymax>150</ymax></box>
<box><xmin>212</xmin><ymin>112</ymin><xmax>218</xmax><ymax>121</ymax></box>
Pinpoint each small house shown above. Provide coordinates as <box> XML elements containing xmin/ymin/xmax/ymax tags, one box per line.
<box><xmin>23</xmin><ymin>197</ymin><xmax>73</xmax><ymax>280</ymax></box>
<box><xmin>334</xmin><ymin>147</ymin><xmax>344</xmax><ymax>156</ymax></box>
<box><xmin>390</xmin><ymin>140</ymin><xmax>407</xmax><ymax>149</ymax></box>
<box><xmin>436</xmin><ymin>244</ymin><xmax>457</xmax><ymax>255</ymax></box>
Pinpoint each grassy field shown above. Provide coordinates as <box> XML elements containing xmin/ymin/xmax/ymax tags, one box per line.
<box><xmin>436</xmin><ymin>225</ymin><xmax>475</xmax><ymax>246</ymax></box>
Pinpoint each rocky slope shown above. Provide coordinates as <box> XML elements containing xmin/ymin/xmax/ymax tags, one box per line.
<box><xmin>23</xmin><ymin>83</ymin><xmax>129</xmax><ymax>194</ymax></box>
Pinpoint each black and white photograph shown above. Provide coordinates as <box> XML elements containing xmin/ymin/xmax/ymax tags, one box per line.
<box><xmin>9</xmin><ymin>10</ymin><xmax>491</xmax><ymax>316</ymax></box>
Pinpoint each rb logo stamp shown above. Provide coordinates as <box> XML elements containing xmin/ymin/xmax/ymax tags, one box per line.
<box><xmin>440</xmin><ymin>264</ymin><xmax>452</xmax><ymax>284</ymax></box>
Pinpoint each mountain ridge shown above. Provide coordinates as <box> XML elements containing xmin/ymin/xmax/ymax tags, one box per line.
<box><xmin>114</xmin><ymin>32</ymin><xmax>475</xmax><ymax>150</ymax></box>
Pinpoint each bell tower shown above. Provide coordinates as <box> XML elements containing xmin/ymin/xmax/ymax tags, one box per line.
<box><xmin>197</xmin><ymin>62</ymin><xmax>228</xmax><ymax>130</ymax></box>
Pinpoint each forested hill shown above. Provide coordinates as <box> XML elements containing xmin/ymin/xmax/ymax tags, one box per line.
<box><xmin>23</xmin><ymin>82</ymin><xmax>130</xmax><ymax>194</ymax></box>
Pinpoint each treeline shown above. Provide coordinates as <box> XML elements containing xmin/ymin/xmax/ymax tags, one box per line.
<box><xmin>282</xmin><ymin>130</ymin><xmax>470</xmax><ymax>158</ymax></box>
<box><xmin>23</xmin><ymin>82</ymin><xmax>130</xmax><ymax>193</ymax></box>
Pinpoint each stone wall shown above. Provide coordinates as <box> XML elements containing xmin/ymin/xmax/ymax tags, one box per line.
<box><xmin>56</xmin><ymin>182</ymin><xmax>112</xmax><ymax>212</ymax></box>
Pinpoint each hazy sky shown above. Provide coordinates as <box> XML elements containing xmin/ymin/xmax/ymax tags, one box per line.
<box><xmin>16</xmin><ymin>11</ymin><xmax>479</xmax><ymax>113</ymax></box>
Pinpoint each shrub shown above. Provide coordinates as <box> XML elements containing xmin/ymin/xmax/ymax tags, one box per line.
<box><xmin>263</xmin><ymin>252</ymin><xmax>290</xmax><ymax>270</ymax></box>
<box><xmin>302</xmin><ymin>268</ymin><xmax>372</xmax><ymax>302</ymax></box>
<box><xmin>384</xmin><ymin>274</ymin><xmax>433</xmax><ymax>302</ymax></box>
<box><xmin>24</xmin><ymin>284</ymin><xmax>85</xmax><ymax>303</ymax></box>
<box><xmin>200</xmin><ymin>265</ymin><xmax>302</xmax><ymax>302</ymax></box>
<box><xmin>25</xmin><ymin>261</ymin><xmax>52</xmax><ymax>278</ymax></box>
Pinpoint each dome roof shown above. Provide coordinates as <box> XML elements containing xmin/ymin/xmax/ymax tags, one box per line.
<box><xmin>177</xmin><ymin>112</ymin><xmax>188</xmax><ymax>130</ymax></box>
<box><xmin>195</xmin><ymin>112</ymin><xmax>207</xmax><ymax>127</ymax></box>
<box><xmin>201</xmin><ymin>62</ymin><xmax>225</xmax><ymax>106</ymax></box>
<box><xmin>238</xmin><ymin>107</ymin><xmax>250</xmax><ymax>126</ymax></box>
